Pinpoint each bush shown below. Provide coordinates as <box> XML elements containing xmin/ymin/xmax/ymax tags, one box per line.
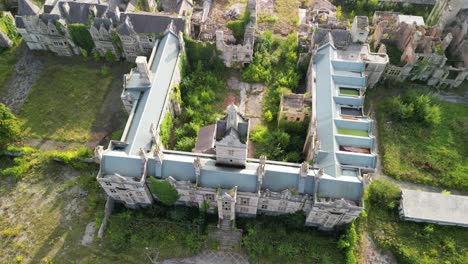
<box><xmin>100</xmin><ymin>66</ymin><xmax>110</xmax><ymax>77</ymax></box>
<box><xmin>366</xmin><ymin>180</ymin><xmax>401</xmax><ymax>210</ymax></box>
<box><xmin>68</xmin><ymin>24</ymin><xmax>95</xmax><ymax>53</ymax></box>
<box><xmin>384</xmin><ymin>91</ymin><xmax>441</xmax><ymax>126</ymax></box>
<box><xmin>148</xmin><ymin>177</ymin><xmax>180</xmax><ymax>206</ymax></box>
<box><xmin>160</xmin><ymin>112</ymin><xmax>173</xmax><ymax>147</ymax></box>
<box><xmin>104</xmin><ymin>50</ymin><xmax>116</xmax><ymax>62</ymax></box>
<box><xmin>226</xmin><ymin>10</ymin><xmax>251</xmax><ymax>41</ymax></box>
<box><xmin>0</xmin><ymin>103</ymin><xmax>22</xmax><ymax>148</ymax></box>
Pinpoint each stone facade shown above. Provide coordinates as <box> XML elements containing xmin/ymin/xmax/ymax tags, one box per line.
<box><xmin>373</xmin><ymin>10</ymin><xmax>468</xmax><ymax>88</ymax></box>
<box><xmin>215</xmin><ymin>0</ymin><xmax>256</xmax><ymax>67</ymax></box>
<box><xmin>14</xmin><ymin>0</ymin><xmax>187</xmax><ymax>61</ymax></box>
<box><xmin>215</xmin><ymin>104</ymin><xmax>249</xmax><ymax>167</ymax></box>
<box><xmin>278</xmin><ymin>93</ymin><xmax>308</xmax><ymax>123</ymax></box>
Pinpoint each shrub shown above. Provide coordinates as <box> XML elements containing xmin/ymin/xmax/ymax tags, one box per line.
<box><xmin>366</xmin><ymin>179</ymin><xmax>401</xmax><ymax>210</ymax></box>
<box><xmin>226</xmin><ymin>10</ymin><xmax>251</xmax><ymax>41</ymax></box>
<box><xmin>263</xmin><ymin>110</ymin><xmax>273</xmax><ymax>122</ymax></box>
<box><xmin>68</xmin><ymin>24</ymin><xmax>95</xmax><ymax>53</ymax></box>
<box><xmin>148</xmin><ymin>177</ymin><xmax>180</xmax><ymax>206</ymax></box>
<box><xmin>0</xmin><ymin>103</ymin><xmax>23</xmax><ymax>148</ymax></box>
<box><xmin>160</xmin><ymin>112</ymin><xmax>173</xmax><ymax>147</ymax></box>
<box><xmin>104</xmin><ymin>50</ymin><xmax>116</xmax><ymax>62</ymax></box>
<box><xmin>100</xmin><ymin>65</ymin><xmax>110</xmax><ymax>77</ymax></box>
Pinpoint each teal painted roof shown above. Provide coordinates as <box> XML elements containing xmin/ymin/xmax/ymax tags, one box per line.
<box><xmin>124</xmin><ymin>31</ymin><xmax>180</xmax><ymax>155</ymax></box>
<box><xmin>313</xmin><ymin>42</ymin><xmax>376</xmax><ymax>177</ymax></box>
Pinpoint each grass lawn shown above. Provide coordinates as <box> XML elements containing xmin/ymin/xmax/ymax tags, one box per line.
<box><xmin>340</xmin><ymin>88</ymin><xmax>360</xmax><ymax>96</ymax></box>
<box><xmin>377</xmin><ymin>99</ymin><xmax>468</xmax><ymax>191</ymax></box>
<box><xmin>365</xmin><ymin>180</ymin><xmax>468</xmax><ymax>264</ymax></box>
<box><xmin>19</xmin><ymin>62</ymin><xmax>113</xmax><ymax>143</ymax></box>
<box><xmin>337</xmin><ymin>128</ymin><xmax>368</xmax><ymax>137</ymax></box>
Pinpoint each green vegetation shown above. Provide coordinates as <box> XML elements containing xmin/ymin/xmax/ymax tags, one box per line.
<box><xmin>338</xmin><ymin>222</ymin><xmax>358</xmax><ymax>264</ymax></box>
<box><xmin>0</xmin><ymin>13</ymin><xmax>19</xmax><ymax>44</ymax></box>
<box><xmin>106</xmin><ymin>204</ymin><xmax>207</xmax><ymax>260</ymax></box>
<box><xmin>0</xmin><ymin>41</ymin><xmax>19</xmax><ymax>95</ymax></box>
<box><xmin>337</xmin><ymin>128</ymin><xmax>368</xmax><ymax>137</ymax></box>
<box><xmin>385</xmin><ymin>43</ymin><xmax>403</xmax><ymax>66</ymax></box>
<box><xmin>366</xmin><ymin>180</ymin><xmax>468</xmax><ymax>264</ymax></box>
<box><xmin>334</xmin><ymin>0</ymin><xmax>433</xmax><ymax>21</ymax></box>
<box><xmin>383</xmin><ymin>91</ymin><xmax>441</xmax><ymax>126</ymax></box>
<box><xmin>375</xmin><ymin>86</ymin><xmax>467</xmax><ymax>191</ymax></box>
<box><xmin>1</xmin><ymin>147</ymin><xmax>210</xmax><ymax>263</ymax></box>
<box><xmin>148</xmin><ymin>178</ymin><xmax>180</xmax><ymax>206</ymax></box>
<box><xmin>160</xmin><ymin>112</ymin><xmax>173</xmax><ymax>147</ymax></box>
<box><xmin>340</xmin><ymin>88</ymin><xmax>360</xmax><ymax>96</ymax></box>
<box><xmin>0</xmin><ymin>103</ymin><xmax>23</xmax><ymax>149</ymax></box>
<box><xmin>19</xmin><ymin>63</ymin><xmax>113</xmax><ymax>142</ymax></box>
<box><xmin>238</xmin><ymin>213</ymin><xmax>345</xmax><ymax>263</ymax></box>
<box><xmin>226</xmin><ymin>10</ymin><xmax>250</xmax><ymax>42</ymax></box>
<box><xmin>242</xmin><ymin>32</ymin><xmax>306</xmax><ymax>162</ymax></box>
<box><xmin>68</xmin><ymin>24</ymin><xmax>95</xmax><ymax>53</ymax></box>
<box><xmin>171</xmin><ymin>38</ymin><xmax>227</xmax><ymax>151</ymax></box>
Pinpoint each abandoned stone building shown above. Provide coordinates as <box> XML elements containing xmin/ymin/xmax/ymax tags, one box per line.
<box><xmin>373</xmin><ymin>10</ymin><xmax>468</xmax><ymax>88</ymax></box>
<box><xmin>215</xmin><ymin>0</ymin><xmax>256</xmax><ymax>67</ymax></box>
<box><xmin>310</xmin><ymin>16</ymin><xmax>389</xmax><ymax>88</ymax></box>
<box><xmin>95</xmin><ymin>28</ymin><xmax>367</xmax><ymax>231</ymax></box>
<box><xmin>14</xmin><ymin>0</ymin><xmax>188</xmax><ymax>60</ymax></box>
<box><xmin>278</xmin><ymin>93</ymin><xmax>309</xmax><ymax>123</ymax></box>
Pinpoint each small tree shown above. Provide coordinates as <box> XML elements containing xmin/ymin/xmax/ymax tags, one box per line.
<box><xmin>0</xmin><ymin>103</ymin><xmax>22</xmax><ymax>148</ymax></box>
<box><xmin>148</xmin><ymin>177</ymin><xmax>180</xmax><ymax>206</ymax></box>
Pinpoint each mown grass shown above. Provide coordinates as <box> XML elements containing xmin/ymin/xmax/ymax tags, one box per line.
<box><xmin>377</xmin><ymin>99</ymin><xmax>468</xmax><ymax>191</ymax></box>
<box><xmin>366</xmin><ymin>180</ymin><xmax>468</xmax><ymax>264</ymax></box>
<box><xmin>19</xmin><ymin>63</ymin><xmax>113</xmax><ymax>143</ymax></box>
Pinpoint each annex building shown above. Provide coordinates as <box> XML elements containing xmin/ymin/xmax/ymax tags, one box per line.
<box><xmin>94</xmin><ymin>25</ymin><xmax>376</xmax><ymax>230</ymax></box>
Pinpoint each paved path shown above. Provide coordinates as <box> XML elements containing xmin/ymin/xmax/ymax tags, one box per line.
<box><xmin>363</xmin><ymin>232</ymin><xmax>397</xmax><ymax>264</ymax></box>
<box><xmin>158</xmin><ymin>250</ymin><xmax>249</xmax><ymax>264</ymax></box>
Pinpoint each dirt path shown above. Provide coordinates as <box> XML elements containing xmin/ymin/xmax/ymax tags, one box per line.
<box><xmin>363</xmin><ymin>232</ymin><xmax>397</xmax><ymax>264</ymax></box>
<box><xmin>0</xmin><ymin>44</ymin><xmax>45</xmax><ymax>113</ymax></box>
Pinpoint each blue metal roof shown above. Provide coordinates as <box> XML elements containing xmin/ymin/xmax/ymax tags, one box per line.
<box><xmin>318</xmin><ymin>176</ymin><xmax>363</xmax><ymax>201</ymax></box>
<box><xmin>200</xmin><ymin>161</ymin><xmax>258</xmax><ymax>192</ymax></box>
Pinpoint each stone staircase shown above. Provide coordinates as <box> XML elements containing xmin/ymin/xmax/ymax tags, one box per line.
<box><xmin>209</xmin><ymin>219</ymin><xmax>243</xmax><ymax>251</ymax></box>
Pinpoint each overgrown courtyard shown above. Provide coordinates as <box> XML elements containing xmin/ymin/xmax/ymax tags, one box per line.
<box><xmin>373</xmin><ymin>83</ymin><xmax>468</xmax><ymax>191</ymax></box>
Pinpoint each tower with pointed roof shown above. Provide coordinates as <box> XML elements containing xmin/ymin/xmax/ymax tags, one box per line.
<box><xmin>214</xmin><ymin>104</ymin><xmax>249</xmax><ymax>167</ymax></box>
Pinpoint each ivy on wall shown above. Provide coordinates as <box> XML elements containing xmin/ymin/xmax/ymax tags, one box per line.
<box><xmin>68</xmin><ymin>23</ymin><xmax>95</xmax><ymax>53</ymax></box>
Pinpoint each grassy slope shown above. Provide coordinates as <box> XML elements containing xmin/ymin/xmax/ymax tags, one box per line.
<box><xmin>366</xmin><ymin>180</ymin><xmax>468</xmax><ymax>264</ymax></box>
<box><xmin>19</xmin><ymin>63</ymin><xmax>113</xmax><ymax>143</ymax></box>
<box><xmin>377</xmin><ymin>100</ymin><xmax>468</xmax><ymax>190</ymax></box>
<box><xmin>0</xmin><ymin>151</ymin><xmax>204</xmax><ymax>264</ymax></box>
<box><xmin>0</xmin><ymin>46</ymin><xmax>18</xmax><ymax>96</ymax></box>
